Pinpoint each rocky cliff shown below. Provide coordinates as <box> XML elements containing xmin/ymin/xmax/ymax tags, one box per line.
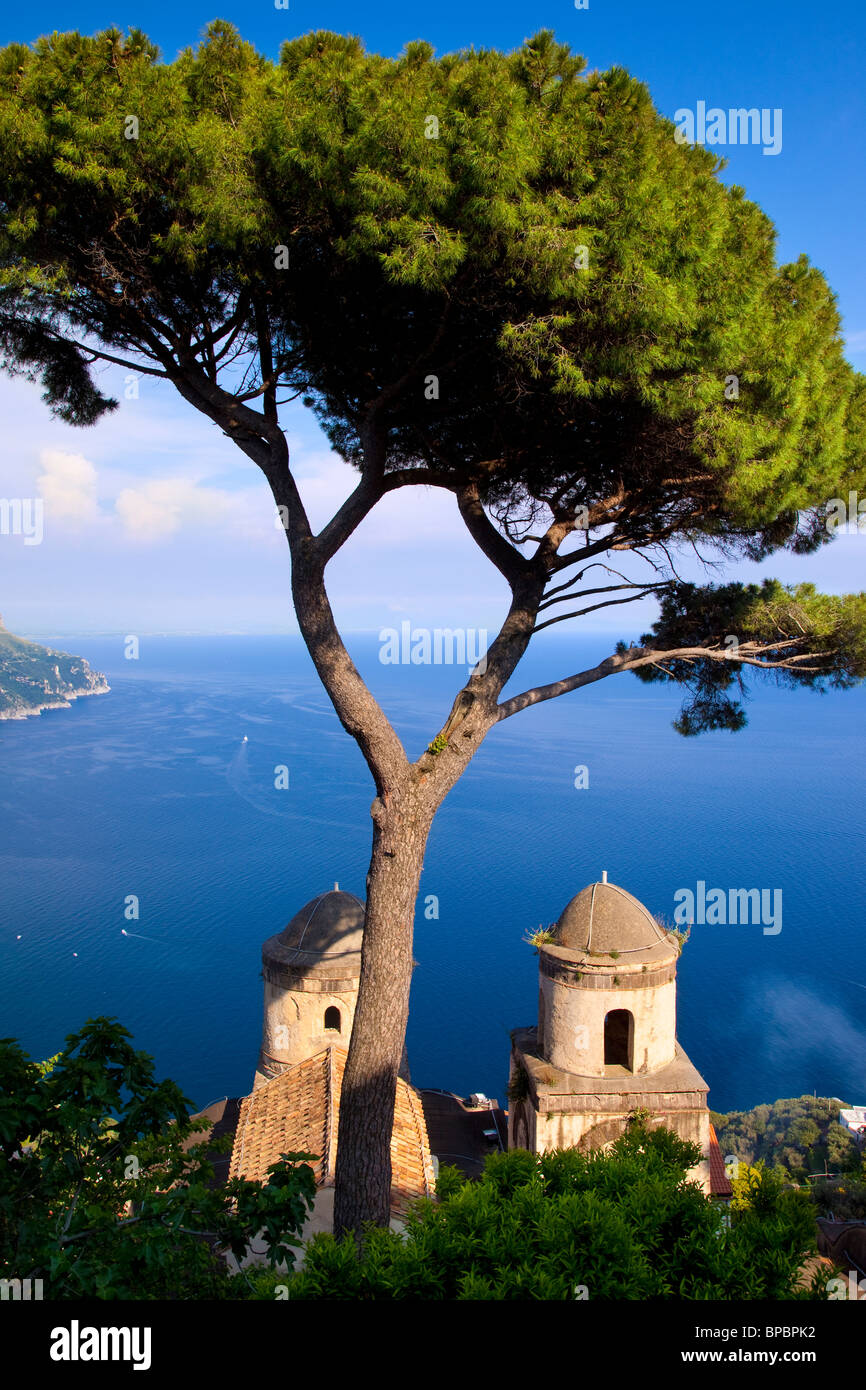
<box><xmin>0</xmin><ymin>615</ymin><xmax>110</xmax><ymax>720</ymax></box>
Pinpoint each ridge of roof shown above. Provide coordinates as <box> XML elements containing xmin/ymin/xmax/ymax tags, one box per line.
<box><xmin>230</xmin><ymin>1045</ymin><xmax>434</xmax><ymax>1213</ymax></box>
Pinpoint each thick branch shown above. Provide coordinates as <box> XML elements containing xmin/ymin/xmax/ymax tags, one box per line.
<box><xmin>264</xmin><ymin>470</ymin><xmax>410</xmax><ymax>790</ymax></box>
<box><xmin>253</xmin><ymin>297</ymin><xmax>278</xmax><ymax>424</ymax></box>
<box><xmin>316</xmin><ymin>468</ymin><xmax>453</xmax><ymax>565</ymax></box>
<box><xmin>456</xmin><ymin>482</ymin><xmax>529</xmax><ymax>585</ymax></box>
<box><xmin>164</xmin><ymin>360</ymin><xmax>290</xmax><ymax>473</ymax></box>
<box><xmin>548</xmin><ymin>532</ymin><xmax>638</xmax><ymax>571</ymax></box>
<box><xmin>496</xmin><ymin>640</ymin><xmax>830</xmax><ymax>721</ymax></box>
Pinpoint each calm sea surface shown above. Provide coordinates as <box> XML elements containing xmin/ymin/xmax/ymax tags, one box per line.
<box><xmin>1</xmin><ymin>633</ymin><xmax>863</xmax><ymax>1116</ymax></box>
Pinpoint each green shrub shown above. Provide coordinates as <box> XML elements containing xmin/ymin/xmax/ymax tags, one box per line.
<box><xmin>268</xmin><ymin>1121</ymin><xmax>819</xmax><ymax>1300</ymax></box>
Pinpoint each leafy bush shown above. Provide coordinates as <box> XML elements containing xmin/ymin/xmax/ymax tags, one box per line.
<box><xmin>0</xmin><ymin>1018</ymin><xmax>317</xmax><ymax>1299</ymax></box>
<box><xmin>253</xmin><ymin>1120</ymin><xmax>819</xmax><ymax>1300</ymax></box>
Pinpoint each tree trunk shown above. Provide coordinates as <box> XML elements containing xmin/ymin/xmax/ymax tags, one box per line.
<box><xmin>333</xmin><ymin>785</ymin><xmax>433</xmax><ymax>1238</ymax></box>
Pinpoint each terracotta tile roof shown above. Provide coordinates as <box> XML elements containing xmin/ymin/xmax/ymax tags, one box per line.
<box><xmin>708</xmin><ymin>1123</ymin><xmax>732</xmax><ymax>1198</ymax></box>
<box><xmin>229</xmin><ymin>1046</ymin><xmax>435</xmax><ymax>1215</ymax></box>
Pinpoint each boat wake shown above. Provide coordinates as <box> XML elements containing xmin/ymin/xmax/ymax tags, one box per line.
<box><xmin>225</xmin><ymin>738</ymin><xmax>290</xmax><ymax>818</ymax></box>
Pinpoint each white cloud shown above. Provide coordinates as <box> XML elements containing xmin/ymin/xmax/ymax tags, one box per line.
<box><xmin>114</xmin><ymin>477</ymin><xmax>240</xmax><ymax>542</ymax></box>
<box><xmin>32</xmin><ymin>447</ymin><xmax>270</xmax><ymax>548</ymax></box>
<box><xmin>36</xmin><ymin>450</ymin><xmax>101</xmax><ymax>527</ymax></box>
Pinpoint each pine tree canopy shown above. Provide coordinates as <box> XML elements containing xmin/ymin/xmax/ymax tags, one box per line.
<box><xmin>1</xmin><ymin>22</ymin><xmax>864</xmax><ymax>733</ymax></box>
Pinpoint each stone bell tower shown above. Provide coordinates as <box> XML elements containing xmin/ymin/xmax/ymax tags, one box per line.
<box><xmin>508</xmin><ymin>877</ymin><xmax>712</xmax><ymax>1190</ymax></box>
<box><xmin>254</xmin><ymin>886</ymin><xmax>363</xmax><ymax>1088</ymax></box>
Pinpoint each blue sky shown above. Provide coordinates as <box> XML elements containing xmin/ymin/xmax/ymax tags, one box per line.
<box><xmin>1</xmin><ymin>0</ymin><xmax>864</xmax><ymax>636</ymax></box>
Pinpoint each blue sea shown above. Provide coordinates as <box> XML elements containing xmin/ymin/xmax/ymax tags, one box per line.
<box><xmin>1</xmin><ymin>633</ymin><xmax>864</xmax><ymax>1117</ymax></box>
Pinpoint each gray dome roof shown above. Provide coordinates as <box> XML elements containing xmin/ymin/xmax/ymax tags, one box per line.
<box><xmin>556</xmin><ymin>881</ymin><xmax>672</xmax><ymax>960</ymax></box>
<box><xmin>262</xmin><ymin>889</ymin><xmax>364</xmax><ymax>978</ymax></box>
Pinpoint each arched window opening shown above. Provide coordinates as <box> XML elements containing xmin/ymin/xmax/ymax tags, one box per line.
<box><xmin>324</xmin><ymin>1005</ymin><xmax>341</xmax><ymax>1032</ymax></box>
<box><xmin>604</xmin><ymin>1010</ymin><xmax>633</xmax><ymax>1070</ymax></box>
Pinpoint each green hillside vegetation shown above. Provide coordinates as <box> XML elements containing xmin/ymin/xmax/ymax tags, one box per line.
<box><xmin>712</xmin><ymin>1095</ymin><xmax>864</xmax><ymax>1183</ymax></box>
<box><xmin>0</xmin><ymin>615</ymin><xmax>108</xmax><ymax>718</ymax></box>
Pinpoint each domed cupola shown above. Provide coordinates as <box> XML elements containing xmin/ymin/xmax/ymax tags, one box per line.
<box><xmin>537</xmin><ymin>876</ymin><xmax>679</xmax><ymax>1078</ymax></box>
<box><xmin>263</xmin><ymin>888</ymin><xmax>364</xmax><ymax>981</ymax></box>
<box><xmin>556</xmin><ymin>879</ymin><xmax>673</xmax><ymax>960</ymax></box>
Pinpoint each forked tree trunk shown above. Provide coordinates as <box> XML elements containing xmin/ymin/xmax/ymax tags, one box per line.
<box><xmin>332</xmin><ymin>787</ymin><xmax>434</xmax><ymax>1237</ymax></box>
<box><xmin>277</xmin><ymin>477</ymin><xmax>541</xmax><ymax>1239</ymax></box>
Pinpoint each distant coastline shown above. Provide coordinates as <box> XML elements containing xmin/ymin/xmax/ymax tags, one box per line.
<box><xmin>0</xmin><ymin>615</ymin><xmax>110</xmax><ymax>721</ymax></box>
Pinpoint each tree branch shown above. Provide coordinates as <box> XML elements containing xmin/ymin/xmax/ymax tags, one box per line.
<box><xmin>496</xmin><ymin>640</ymin><xmax>832</xmax><ymax>721</ymax></box>
<box><xmin>540</xmin><ymin>561</ymin><xmax>640</xmax><ymax>605</ymax></box>
<box><xmin>548</xmin><ymin>532</ymin><xmax>637</xmax><ymax>570</ymax></box>
<box><xmin>42</xmin><ymin>329</ymin><xmax>169</xmax><ymax>378</ymax></box>
<box><xmin>538</xmin><ymin>579</ymin><xmax>669</xmax><ymax>613</ymax></box>
<box><xmin>316</xmin><ymin>467</ymin><xmax>454</xmax><ymax>565</ymax></box>
<box><xmin>456</xmin><ymin>482</ymin><xmax>529</xmax><ymax>585</ymax></box>
<box><xmin>253</xmin><ymin>296</ymin><xmax>278</xmax><ymax>424</ymax></box>
<box><xmin>533</xmin><ymin>587</ymin><xmax>670</xmax><ymax>632</ymax></box>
